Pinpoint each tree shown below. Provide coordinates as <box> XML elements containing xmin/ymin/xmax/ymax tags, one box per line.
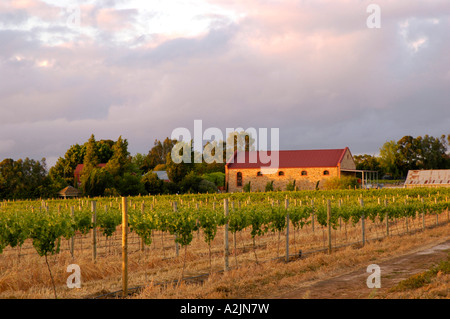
<box><xmin>116</xmin><ymin>172</ymin><xmax>145</xmax><ymax>196</ymax></box>
<box><xmin>105</xmin><ymin>136</ymin><xmax>130</xmax><ymax>177</ymax></box>
<box><xmin>396</xmin><ymin>135</ymin><xmax>422</xmax><ymax>176</ymax></box>
<box><xmin>83</xmin><ymin>134</ymin><xmax>100</xmax><ymax>173</ymax></box>
<box><xmin>379</xmin><ymin>140</ymin><xmax>400</xmax><ymax>178</ymax></box>
<box><xmin>179</xmin><ymin>171</ymin><xmax>203</xmax><ymax>193</ymax></box>
<box><xmin>141</xmin><ymin>172</ymin><xmax>164</xmax><ymax>195</ymax></box>
<box><xmin>393</xmin><ymin>135</ymin><xmax>449</xmax><ymax>177</ymax></box>
<box><xmin>418</xmin><ymin>135</ymin><xmax>449</xmax><ymax>169</ymax></box>
<box><xmin>353</xmin><ymin>154</ymin><xmax>381</xmax><ymax>173</ymax></box>
<box><xmin>0</xmin><ymin>158</ymin><xmax>50</xmax><ymax>199</ymax></box>
<box><xmin>49</xmin><ymin>143</ymin><xmax>85</xmax><ymax>186</ymax></box>
<box><xmin>131</xmin><ymin>153</ymin><xmax>146</xmax><ymax>174</ymax></box>
<box><xmin>165</xmin><ymin>150</ymin><xmax>192</xmax><ymax>184</ymax></box>
<box><xmin>142</xmin><ymin>137</ymin><xmax>178</xmax><ymax>172</ymax></box>
<box><xmin>80</xmin><ymin>167</ymin><xmax>113</xmax><ymax>197</ymax></box>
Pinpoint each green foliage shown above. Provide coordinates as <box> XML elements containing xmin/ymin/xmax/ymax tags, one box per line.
<box><xmin>142</xmin><ymin>138</ymin><xmax>178</xmax><ymax>172</ymax></box>
<box><xmin>198</xmin><ymin>179</ymin><xmax>218</xmax><ymax>193</ymax></box>
<box><xmin>265</xmin><ymin>181</ymin><xmax>274</xmax><ymax>192</ymax></box>
<box><xmin>243</xmin><ymin>181</ymin><xmax>251</xmax><ymax>193</ymax></box>
<box><xmin>83</xmin><ymin>134</ymin><xmax>100</xmax><ymax>173</ymax></box>
<box><xmin>29</xmin><ymin>210</ymin><xmax>73</xmax><ymax>257</ymax></box>
<box><xmin>97</xmin><ymin>206</ymin><xmax>121</xmax><ymax>238</ymax></box>
<box><xmin>0</xmin><ymin>157</ymin><xmax>51</xmax><ymax>199</ymax></box>
<box><xmin>141</xmin><ymin>172</ymin><xmax>164</xmax><ymax>195</ymax></box>
<box><xmin>201</xmin><ymin>172</ymin><xmax>225</xmax><ymax>187</ymax></box>
<box><xmin>165</xmin><ymin>151</ymin><xmax>192</xmax><ymax>184</ymax></box>
<box><xmin>80</xmin><ymin>167</ymin><xmax>114</xmax><ymax>197</ymax></box>
<box><xmin>179</xmin><ymin>171</ymin><xmax>203</xmax><ymax>193</ymax></box>
<box><xmin>322</xmin><ymin>176</ymin><xmax>359</xmax><ymax>190</ymax></box>
<box><xmin>105</xmin><ymin>136</ymin><xmax>130</xmax><ymax>177</ymax></box>
<box><xmin>116</xmin><ymin>172</ymin><xmax>146</xmax><ymax>196</ymax></box>
<box><xmin>129</xmin><ymin>207</ymin><xmax>155</xmax><ymax>246</ymax></box>
<box><xmin>286</xmin><ymin>180</ymin><xmax>296</xmax><ymax>191</ymax></box>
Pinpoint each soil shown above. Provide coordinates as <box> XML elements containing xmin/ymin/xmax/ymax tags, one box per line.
<box><xmin>279</xmin><ymin>239</ymin><xmax>450</xmax><ymax>299</ymax></box>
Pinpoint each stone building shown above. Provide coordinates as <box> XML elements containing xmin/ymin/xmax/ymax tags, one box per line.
<box><xmin>225</xmin><ymin>147</ymin><xmax>356</xmax><ymax>192</ymax></box>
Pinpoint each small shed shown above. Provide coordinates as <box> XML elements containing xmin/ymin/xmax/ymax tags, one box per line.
<box><xmin>404</xmin><ymin>169</ymin><xmax>450</xmax><ymax>188</ymax></box>
<box><xmin>58</xmin><ymin>186</ymin><xmax>81</xmax><ymax>199</ymax></box>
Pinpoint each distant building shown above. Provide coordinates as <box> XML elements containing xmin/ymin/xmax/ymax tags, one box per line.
<box><xmin>404</xmin><ymin>169</ymin><xmax>450</xmax><ymax>188</ymax></box>
<box><xmin>154</xmin><ymin>171</ymin><xmax>170</xmax><ymax>182</ymax></box>
<box><xmin>225</xmin><ymin>147</ymin><xmax>358</xmax><ymax>192</ymax></box>
<box><xmin>58</xmin><ymin>186</ymin><xmax>81</xmax><ymax>199</ymax></box>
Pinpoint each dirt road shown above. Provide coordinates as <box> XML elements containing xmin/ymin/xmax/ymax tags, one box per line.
<box><xmin>280</xmin><ymin>239</ymin><xmax>450</xmax><ymax>299</ymax></box>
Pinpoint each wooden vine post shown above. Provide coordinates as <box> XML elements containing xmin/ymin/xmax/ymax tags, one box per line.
<box><xmin>327</xmin><ymin>199</ymin><xmax>332</xmax><ymax>254</ymax></box>
<box><xmin>70</xmin><ymin>206</ymin><xmax>75</xmax><ymax>258</ymax></box>
<box><xmin>360</xmin><ymin>199</ymin><xmax>365</xmax><ymax>247</ymax></box>
<box><xmin>421</xmin><ymin>198</ymin><xmax>425</xmax><ymax>230</ymax></box>
<box><xmin>141</xmin><ymin>202</ymin><xmax>145</xmax><ymax>252</ymax></box>
<box><xmin>122</xmin><ymin>197</ymin><xmax>128</xmax><ymax>298</ymax></box>
<box><xmin>173</xmin><ymin>201</ymin><xmax>179</xmax><ymax>257</ymax></box>
<box><xmin>285</xmin><ymin>199</ymin><xmax>289</xmax><ymax>262</ymax></box>
<box><xmin>91</xmin><ymin>201</ymin><xmax>97</xmax><ymax>263</ymax></box>
<box><xmin>224</xmin><ymin>198</ymin><xmax>230</xmax><ymax>271</ymax></box>
<box><xmin>435</xmin><ymin>197</ymin><xmax>439</xmax><ymax>226</ymax></box>
<box><xmin>384</xmin><ymin>199</ymin><xmax>389</xmax><ymax>237</ymax></box>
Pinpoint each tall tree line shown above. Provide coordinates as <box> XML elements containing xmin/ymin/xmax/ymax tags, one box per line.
<box><xmin>355</xmin><ymin>134</ymin><xmax>450</xmax><ymax>179</ymax></box>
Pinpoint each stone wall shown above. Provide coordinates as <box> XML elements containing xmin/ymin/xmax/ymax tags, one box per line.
<box><xmin>227</xmin><ymin>166</ymin><xmax>339</xmax><ymax>192</ymax></box>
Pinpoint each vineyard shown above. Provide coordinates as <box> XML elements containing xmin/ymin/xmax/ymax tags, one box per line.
<box><xmin>0</xmin><ymin>187</ymin><xmax>449</xmax><ymax>299</ymax></box>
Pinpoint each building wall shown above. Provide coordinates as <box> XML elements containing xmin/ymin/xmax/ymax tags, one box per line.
<box><xmin>227</xmin><ymin>166</ymin><xmax>339</xmax><ymax>192</ymax></box>
<box><xmin>340</xmin><ymin>148</ymin><xmax>356</xmax><ymax>170</ymax></box>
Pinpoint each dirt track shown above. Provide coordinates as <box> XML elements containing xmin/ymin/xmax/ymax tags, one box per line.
<box><xmin>280</xmin><ymin>239</ymin><xmax>450</xmax><ymax>299</ymax></box>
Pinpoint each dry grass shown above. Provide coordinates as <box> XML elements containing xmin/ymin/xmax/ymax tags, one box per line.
<box><xmin>135</xmin><ymin>223</ymin><xmax>449</xmax><ymax>299</ymax></box>
<box><xmin>0</xmin><ymin>211</ymin><xmax>448</xmax><ymax>299</ymax></box>
<box><xmin>381</xmin><ymin>256</ymin><xmax>449</xmax><ymax>299</ymax></box>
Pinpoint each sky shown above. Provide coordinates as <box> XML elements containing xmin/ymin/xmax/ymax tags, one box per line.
<box><xmin>0</xmin><ymin>0</ymin><xmax>449</xmax><ymax>169</ymax></box>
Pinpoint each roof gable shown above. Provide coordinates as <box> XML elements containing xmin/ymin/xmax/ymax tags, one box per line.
<box><xmin>226</xmin><ymin>148</ymin><xmax>349</xmax><ymax>169</ymax></box>
<box><xmin>58</xmin><ymin>186</ymin><xmax>81</xmax><ymax>196</ymax></box>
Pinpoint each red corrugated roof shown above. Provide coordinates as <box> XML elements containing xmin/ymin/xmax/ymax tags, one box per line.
<box><xmin>226</xmin><ymin>148</ymin><xmax>348</xmax><ymax>169</ymax></box>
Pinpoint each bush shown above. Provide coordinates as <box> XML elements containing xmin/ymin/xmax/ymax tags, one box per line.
<box><xmin>198</xmin><ymin>179</ymin><xmax>218</xmax><ymax>193</ymax></box>
<box><xmin>201</xmin><ymin>172</ymin><xmax>225</xmax><ymax>187</ymax></box>
<box><xmin>162</xmin><ymin>181</ymin><xmax>180</xmax><ymax>195</ymax></box>
<box><xmin>243</xmin><ymin>181</ymin><xmax>251</xmax><ymax>193</ymax></box>
<box><xmin>179</xmin><ymin>171</ymin><xmax>203</xmax><ymax>193</ymax></box>
<box><xmin>104</xmin><ymin>188</ymin><xmax>120</xmax><ymax>197</ymax></box>
<box><xmin>117</xmin><ymin>172</ymin><xmax>146</xmax><ymax>196</ymax></box>
<box><xmin>265</xmin><ymin>181</ymin><xmax>274</xmax><ymax>192</ymax></box>
<box><xmin>286</xmin><ymin>180</ymin><xmax>296</xmax><ymax>191</ymax></box>
<box><xmin>141</xmin><ymin>172</ymin><xmax>164</xmax><ymax>195</ymax></box>
<box><xmin>322</xmin><ymin>176</ymin><xmax>359</xmax><ymax>190</ymax></box>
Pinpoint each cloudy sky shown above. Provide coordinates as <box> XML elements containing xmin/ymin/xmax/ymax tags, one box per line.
<box><xmin>1</xmin><ymin>0</ymin><xmax>449</xmax><ymax>168</ymax></box>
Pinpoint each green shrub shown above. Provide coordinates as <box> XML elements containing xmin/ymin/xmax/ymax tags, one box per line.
<box><xmin>286</xmin><ymin>180</ymin><xmax>296</xmax><ymax>191</ymax></box>
<box><xmin>322</xmin><ymin>176</ymin><xmax>359</xmax><ymax>190</ymax></box>
<box><xmin>265</xmin><ymin>181</ymin><xmax>274</xmax><ymax>192</ymax></box>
